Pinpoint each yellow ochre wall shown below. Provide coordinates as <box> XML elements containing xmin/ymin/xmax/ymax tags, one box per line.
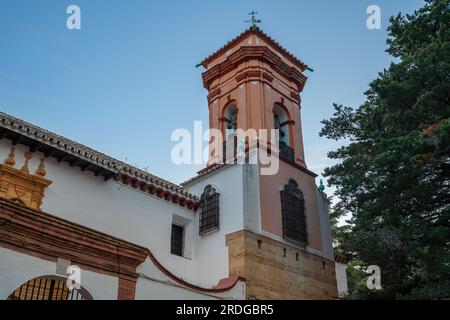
<box><xmin>226</xmin><ymin>230</ymin><xmax>338</xmax><ymax>300</ymax></box>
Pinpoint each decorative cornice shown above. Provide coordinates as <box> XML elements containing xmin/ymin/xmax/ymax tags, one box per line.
<box><xmin>290</xmin><ymin>92</ymin><xmax>300</xmax><ymax>103</ymax></box>
<box><xmin>114</xmin><ymin>172</ymin><xmax>198</xmax><ymax>210</ymax></box>
<box><xmin>0</xmin><ymin>198</ymin><xmax>241</xmax><ymax>293</ymax></box>
<box><xmin>207</xmin><ymin>88</ymin><xmax>221</xmax><ymax>102</ymax></box>
<box><xmin>0</xmin><ymin>112</ymin><xmax>120</xmax><ymax>172</ymax></box>
<box><xmin>181</xmin><ymin>142</ymin><xmax>318</xmax><ymax>186</ymax></box>
<box><xmin>0</xmin><ymin>112</ymin><xmax>197</xmax><ymax>206</ymax></box>
<box><xmin>0</xmin><ymin>198</ymin><xmax>148</xmax><ymax>279</ymax></box>
<box><xmin>262</xmin><ymin>72</ymin><xmax>274</xmax><ymax>82</ymax></box>
<box><xmin>0</xmin><ymin>163</ymin><xmax>52</xmax><ymax>210</ymax></box>
<box><xmin>235</xmin><ymin>70</ymin><xmax>262</xmax><ymax>83</ymax></box>
<box><xmin>201</xmin><ymin>27</ymin><xmax>308</xmax><ymax>72</ymax></box>
<box><xmin>202</xmin><ymin>46</ymin><xmax>307</xmax><ymax>93</ymax></box>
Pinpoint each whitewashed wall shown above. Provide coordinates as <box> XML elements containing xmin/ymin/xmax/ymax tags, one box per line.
<box><xmin>242</xmin><ymin>164</ymin><xmax>262</xmax><ymax>233</ymax></box>
<box><xmin>316</xmin><ymin>189</ymin><xmax>334</xmax><ymax>261</ymax></box>
<box><xmin>0</xmin><ymin>247</ymin><xmax>118</xmax><ymax>300</ymax></box>
<box><xmin>136</xmin><ymin>257</ymin><xmax>245</xmax><ymax>300</ymax></box>
<box><xmin>335</xmin><ymin>262</ymin><xmax>349</xmax><ymax>298</ymax></box>
<box><xmin>184</xmin><ymin>165</ymin><xmax>245</xmax><ymax>286</ymax></box>
<box><xmin>0</xmin><ymin>136</ymin><xmax>340</xmax><ymax>299</ymax></box>
<box><xmin>0</xmin><ymin>139</ymin><xmax>243</xmax><ymax>291</ymax></box>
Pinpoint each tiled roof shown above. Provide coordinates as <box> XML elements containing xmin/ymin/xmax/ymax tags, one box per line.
<box><xmin>0</xmin><ymin>112</ymin><xmax>122</xmax><ymax>171</ymax></box>
<box><xmin>181</xmin><ymin>163</ymin><xmax>230</xmax><ymax>187</ymax></box>
<box><xmin>201</xmin><ymin>26</ymin><xmax>308</xmax><ymax>71</ymax></box>
<box><xmin>0</xmin><ymin>111</ymin><xmax>197</xmax><ymax>202</ymax></box>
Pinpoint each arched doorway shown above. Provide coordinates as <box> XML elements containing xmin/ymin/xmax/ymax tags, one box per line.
<box><xmin>7</xmin><ymin>276</ymin><xmax>93</xmax><ymax>300</ymax></box>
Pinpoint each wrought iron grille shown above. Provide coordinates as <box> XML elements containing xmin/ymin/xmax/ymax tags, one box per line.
<box><xmin>171</xmin><ymin>224</ymin><xmax>184</xmax><ymax>256</ymax></box>
<box><xmin>7</xmin><ymin>277</ymin><xmax>86</xmax><ymax>300</ymax></box>
<box><xmin>279</xmin><ymin>141</ymin><xmax>295</xmax><ymax>162</ymax></box>
<box><xmin>199</xmin><ymin>185</ymin><xmax>220</xmax><ymax>235</ymax></box>
<box><xmin>280</xmin><ymin>179</ymin><xmax>308</xmax><ymax>244</ymax></box>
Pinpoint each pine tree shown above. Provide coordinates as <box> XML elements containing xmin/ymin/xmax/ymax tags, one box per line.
<box><xmin>320</xmin><ymin>0</ymin><xmax>450</xmax><ymax>299</ymax></box>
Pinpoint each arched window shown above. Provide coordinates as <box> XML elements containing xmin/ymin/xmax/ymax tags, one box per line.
<box><xmin>273</xmin><ymin>104</ymin><xmax>294</xmax><ymax>161</ymax></box>
<box><xmin>273</xmin><ymin>104</ymin><xmax>290</xmax><ymax>147</ymax></box>
<box><xmin>199</xmin><ymin>185</ymin><xmax>220</xmax><ymax>235</ymax></box>
<box><xmin>280</xmin><ymin>179</ymin><xmax>308</xmax><ymax>244</ymax></box>
<box><xmin>223</xmin><ymin>104</ymin><xmax>237</xmax><ymax>140</ymax></box>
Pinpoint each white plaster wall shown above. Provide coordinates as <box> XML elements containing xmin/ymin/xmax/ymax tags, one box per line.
<box><xmin>0</xmin><ymin>247</ymin><xmax>118</xmax><ymax>300</ymax></box>
<box><xmin>136</xmin><ymin>278</ymin><xmax>245</xmax><ymax>300</ymax></box>
<box><xmin>136</xmin><ymin>257</ymin><xmax>245</xmax><ymax>300</ymax></box>
<box><xmin>242</xmin><ymin>164</ymin><xmax>262</xmax><ymax>233</ymax></box>
<box><xmin>184</xmin><ymin>165</ymin><xmax>245</xmax><ymax>287</ymax></box>
<box><xmin>0</xmin><ymin>141</ymin><xmax>199</xmax><ymax>281</ymax></box>
<box><xmin>0</xmin><ymin>139</ymin><xmax>243</xmax><ymax>291</ymax></box>
<box><xmin>335</xmin><ymin>262</ymin><xmax>349</xmax><ymax>298</ymax></box>
<box><xmin>316</xmin><ymin>189</ymin><xmax>334</xmax><ymax>261</ymax></box>
<box><xmin>136</xmin><ymin>279</ymin><xmax>219</xmax><ymax>300</ymax></box>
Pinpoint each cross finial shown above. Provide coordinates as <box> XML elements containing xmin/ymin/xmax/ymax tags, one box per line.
<box><xmin>245</xmin><ymin>11</ymin><xmax>262</xmax><ymax>28</ymax></box>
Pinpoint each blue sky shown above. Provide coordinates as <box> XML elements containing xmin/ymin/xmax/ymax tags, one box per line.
<box><xmin>0</xmin><ymin>0</ymin><xmax>424</xmax><ymax>187</ymax></box>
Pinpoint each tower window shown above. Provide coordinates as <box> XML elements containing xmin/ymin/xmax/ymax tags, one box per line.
<box><xmin>199</xmin><ymin>185</ymin><xmax>220</xmax><ymax>235</ymax></box>
<box><xmin>221</xmin><ymin>103</ymin><xmax>238</xmax><ymax>161</ymax></box>
<box><xmin>273</xmin><ymin>104</ymin><xmax>294</xmax><ymax>161</ymax></box>
<box><xmin>280</xmin><ymin>179</ymin><xmax>308</xmax><ymax>244</ymax></box>
<box><xmin>273</xmin><ymin>104</ymin><xmax>290</xmax><ymax>147</ymax></box>
<box><xmin>224</xmin><ymin>104</ymin><xmax>237</xmax><ymax>140</ymax></box>
<box><xmin>171</xmin><ymin>224</ymin><xmax>184</xmax><ymax>256</ymax></box>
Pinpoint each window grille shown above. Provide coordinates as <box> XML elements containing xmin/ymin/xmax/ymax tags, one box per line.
<box><xmin>280</xmin><ymin>179</ymin><xmax>308</xmax><ymax>244</ymax></box>
<box><xmin>199</xmin><ymin>185</ymin><xmax>220</xmax><ymax>235</ymax></box>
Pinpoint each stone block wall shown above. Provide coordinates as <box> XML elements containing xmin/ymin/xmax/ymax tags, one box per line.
<box><xmin>226</xmin><ymin>230</ymin><xmax>338</xmax><ymax>299</ymax></box>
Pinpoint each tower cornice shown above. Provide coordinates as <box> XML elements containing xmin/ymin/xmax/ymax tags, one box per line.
<box><xmin>202</xmin><ymin>46</ymin><xmax>307</xmax><ymax>93</ymax></box>
<box><xmin>201</xmin><ymin>27</ymin><xmax>308</xmax><ymax>72</ymax></box>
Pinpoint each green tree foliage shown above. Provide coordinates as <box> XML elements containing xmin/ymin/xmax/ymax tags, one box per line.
<box><xmin>320</xmin><ymin>0</ymin><xmax>450</xmax><ymax>299</ymax></box>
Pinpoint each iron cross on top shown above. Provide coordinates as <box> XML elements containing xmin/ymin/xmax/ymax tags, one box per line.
<box><xmin>245</xmin><ymin>11</ymin><xmax>262</xmax><ymax>28</ymax></box>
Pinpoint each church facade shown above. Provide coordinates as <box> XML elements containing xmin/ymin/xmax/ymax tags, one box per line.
<box><xmin>0</xmin><ymin>27</ymin><xmax>343</xmax><ymax>300</ymax></box>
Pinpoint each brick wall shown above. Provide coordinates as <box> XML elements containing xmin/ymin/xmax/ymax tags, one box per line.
<box><xmin>117</xmin><ymin>276</ymin><xmax>137</xmax><ymax>300</ymax></box>
<box><xmin>226</xmin><ymin>230</ymin><xmax>338</xmax><ymax>299</ymax></box>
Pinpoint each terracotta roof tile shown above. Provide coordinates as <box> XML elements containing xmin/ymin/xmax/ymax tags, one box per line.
<box><xmin>201</xmin><ymin>26</ymin><xmax>307</xmax><ymax>71</ymax></box>
<box><xmin>181</xmin><ymin>163</ymin><xmax>230</xmax><ymax>187</ymax></box>
<box><xmin>0</xmin><ymin>111</ymin><xmax>197</xmax><ymax>201</ymax></box>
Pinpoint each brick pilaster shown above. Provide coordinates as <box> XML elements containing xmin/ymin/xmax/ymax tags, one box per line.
<box><xmin>117</xmin><ymin>276</ymin><xmax>137</xmax><ymax>300</ymax></box>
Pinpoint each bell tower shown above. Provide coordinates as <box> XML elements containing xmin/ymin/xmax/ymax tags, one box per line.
<box><xmin>198</xmin><ymin>25</ymin><xmax>337</xmax><ymax>299</ymax></box>
<box><xmin>201</xmin><ymin>26</ymin><xmax>309</xmax><ymax>167</ymax></box>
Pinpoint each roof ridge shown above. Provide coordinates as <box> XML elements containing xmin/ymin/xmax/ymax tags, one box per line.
<box><xmin>181</xmin><ymin>163</ymin><xmax>230</xmax><ymax>187</ymax></box>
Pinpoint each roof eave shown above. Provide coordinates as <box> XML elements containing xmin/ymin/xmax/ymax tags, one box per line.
<box><xmin>201</xmin><ymin>27</ymin><xmax>308</xmax><ymax>72</ymax></box>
